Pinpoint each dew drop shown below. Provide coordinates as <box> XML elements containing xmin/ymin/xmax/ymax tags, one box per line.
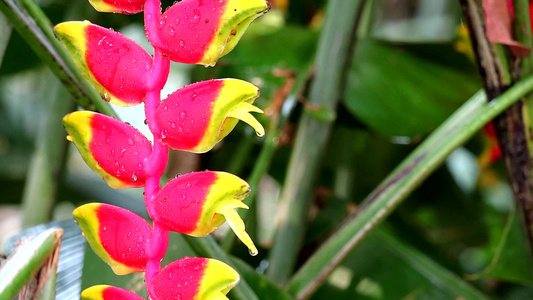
<box><xmin>132</xmin><ymin>174</ymin><xmax>138</xmax><ymax>182</ymax></box>
<box><xmin>249</xmin><ymin>248</ymin><xmax>258</xmax><ymax>256</ymax></box>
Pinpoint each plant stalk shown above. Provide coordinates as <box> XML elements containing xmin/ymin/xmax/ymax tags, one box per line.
<box><xmin>142</xmin><ymin>0</ymin><xmax>171</xmax><ymax>296</ymax></box>
<box><xmin>462</xmin><ymin>0</ymin><xmax>533</xmax><ymax>253</ymax></box>
<box><xmin>21</xmin><ymin>84</ymin><xmax>76</xmax><ymax>228</ymax></box>
<box><xmin>266</xmin><ymin>0</ymin><xmax>365</xmax><ymax>285</ymax></box>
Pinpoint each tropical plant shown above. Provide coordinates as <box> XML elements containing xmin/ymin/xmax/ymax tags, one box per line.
<box><xmin>3</xmin><ymin>0</ymin><xmax>533</xmax><ymax>299</ymax></box>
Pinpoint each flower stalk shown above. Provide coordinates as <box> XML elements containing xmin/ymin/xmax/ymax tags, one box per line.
<box><xmin>56</xmin><ymin>0</ymin><xmax>269</xmax><ymax>298</ymax></box>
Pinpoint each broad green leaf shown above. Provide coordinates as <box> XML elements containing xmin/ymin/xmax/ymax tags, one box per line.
<box><xmin>472</xmin><ymin>207</ymin><xmax>533</xmax><ymax>282</ymax></box>
<box><xmin>313</xmin><ymin>228</ymin><xmax>488</xmax><ymax>300</ymax></box>
<box><xmin>343</xmin><ymin>39</ymin><xmax>480</xmax><ymax>137</ymax></box>
<box><xmin>0</xmin><ymin>228</ymin><xmax>63</xmax><ymax>300</ymax></box>
<box><xmin>222</xmin><ymin>25</ymin><xmax>319</xmax><ymax>69</ymax></box>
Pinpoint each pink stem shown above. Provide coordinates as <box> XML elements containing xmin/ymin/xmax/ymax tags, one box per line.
<box><xmin>144</xmin><ymin>0</ymin><xmax>163</xmax><ymax>49</ymax></box>
<box><xmin>143</xmin><ymin>0</ymin><xmax>172</xmax><ymax>297</ymax></box>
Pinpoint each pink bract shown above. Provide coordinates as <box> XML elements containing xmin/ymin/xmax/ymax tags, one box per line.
<box><xmin>154</xmin><ymin>80</ymin><xmax>222</xmax><ymax>151</ymax></box>
<box><xmin>88</xmin><ymin>114</ymin><xmax>152</xmax><ymax>187</ymax></box>
<box><xmin>156</xmin><ymin>0</ymin><xmax>224</xmax><ymax>64</ymax></box>
<box><xmin>85</xmin><ymin>24</ymin><xmax>152</xmax><ymax>105</ymax></box>
<box><xmin>152</xmin><ymin>172</ymin><xmax>217</xmax><ymax>233</ymax></box>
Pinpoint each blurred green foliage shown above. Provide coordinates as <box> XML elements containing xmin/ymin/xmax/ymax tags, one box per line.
<box><xmin>2</xmin><ymin>0</ymin><xmax>533</xmax><ymax>299</ymax></box>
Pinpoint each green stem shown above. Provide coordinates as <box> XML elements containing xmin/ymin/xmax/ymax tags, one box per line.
<box><xmin>221</xmin><ymin>68</ymin><xmax>308</xmax><ymax>251</ymax></box>
<box><xmin>21</xmin><ymin>84</ymin><xmax>76</xmax><ymax>228</ymax></box>
<box><xmin>287</xmin><ymin>75</ymin><xmax>533</xmax><ymax>298</ymax></box>
<box><xmin>512</xmin><ymin>0</ymin><xmax>533</xmax><ymax>74</ymax></box>
<box><xmin>0</xmin><ymin>0</ymin><xmax>116</xmax><ymax>117</ymax></box>
<box><xmin>266</xmin><ymin>0</ymin><xmax>365</xmax><ymax>285</ymax></box>
<box><xmin>221</xmin><ymin>124</ymin><xmax>280</xmax><ymax>251</ymax></box>
<box><xmin>225</xmin><ymin>137</ymin><xmax>255</xmax><ymax>176</ymax></box>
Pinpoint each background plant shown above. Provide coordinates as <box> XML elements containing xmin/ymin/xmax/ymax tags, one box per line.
<box><xmin>3</xmin><ymin>0</ymin><xmax>533</xmax><ymax>299</ymax></box>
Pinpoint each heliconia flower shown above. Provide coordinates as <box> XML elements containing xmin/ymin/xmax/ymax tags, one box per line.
<box><xmin>54</xmin><ymin>21</ymin><xmax>152</xmax><ymax>106</ymax></box>
<box><xmin>81</xmin><ymin>285</ymin><xmax>144</xmax><ymax>300</ymax></box>
<box><xmin>87</xmin><ymin>0</ymin><xmax>144</xmax><ymax>15</ymax></box>
<box><xmin>154</xmin><ymin>0</ymin><xmax>270</xmax><ymax>66</ymax></box>
<box><xmin>152</xmin><ymin>171</ymin><xmax>258</xmax><ymax>255</ymax></box>
<box><xmin>154</xmin><ymin>79</ymin><xmax>265</xmax><ymax>153</ymax></box>
<box><xmin>74</xmin><ymin>203</ymin><xmax>153</xmax><ymax>275</ymax></box>
<box><xmin>151</xmin><ymin>257</ymin><xmax>239</xmax><ymax>300</ymax></box>
<box><xmin>63</xmin><ymin>111</ymin><xmax>159</xmax><ymax>189</ymax></box>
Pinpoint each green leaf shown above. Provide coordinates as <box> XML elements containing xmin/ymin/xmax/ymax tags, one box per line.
<box><xmin>231</xmin><ymin>258</ymin><xmax>294</xmax><ymax>300</ymax></box>
<box><xmin>287</xmin><ymin>75</ymin><xmax>533</xmax><ymax>298</ymax></box>
<box><xmin>0</xmin><ymin>228</ymin><xmax>63</xmax><ymax>299</ymax></box>
<box><xmin>471</xmin><ymin>207</ymin><xmax>533</xmax><ymax>283</ymax></box>
<box><xmin>313</xmin><ymin>228</ymin><xmax>488</xmax><ymax>300</ymax></box>
<box><xmin>343</xmin><ymin>39</ymin><xmax>480</xmax><ymax>137</ymax></box>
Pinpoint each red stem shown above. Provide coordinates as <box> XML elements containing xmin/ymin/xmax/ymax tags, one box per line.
<box><xmin>143</xmin><ymin>0</ymin><xmax>171</xmax><ymax>297</ymax></box>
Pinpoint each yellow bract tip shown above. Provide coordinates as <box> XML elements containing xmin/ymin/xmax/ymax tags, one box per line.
<box><xmin>217</xmin><ymin>205</ymin><xmax>258</xmax><ymax>256</ymax></box>
<box><xmin>227</xmin><ymin>102</ymin><xmax>265</xmax><ymax>137</ymax></box>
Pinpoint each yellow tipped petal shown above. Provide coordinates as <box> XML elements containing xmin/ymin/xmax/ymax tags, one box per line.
<box><xmin>225</xmin><ymin>199</ymin><xmax>249</xmax><ymax>210</ymax></box>
<box><xmin>208</xmin><ymin>292</ymin><xmax>230</xmax><ymax>300</ymax></box>
<box><xmin>218</xmin><ymin>205</ymin><xmax>258</xmax><ymax>256</ymax></box>
<box><xmin>226</xmin><ymin>105</ymin><xmax>265</xmax><ymax>137</ymax></box>
<box><xmin>239</xmin><ymin>101</ymin><xmax>264</xmax><ymax>114</ymax></box>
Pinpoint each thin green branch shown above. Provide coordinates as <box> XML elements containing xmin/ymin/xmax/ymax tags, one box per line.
<box><xmin>221</xmin><ymin>69</ymin><xmax>305</xmax><ymax>251</ymax></box>
<box><xmin>511</xmin><ymin>0</ymin><xmax>533</xmax><ymax>252</ymax></box>
<box><xmin>287</xmin><ymin>74</ymin><xmax>533</xmax><ymax>299</ymax></box>
<box><xmin>266</xmin><ymin>0</ymin><xmax>365</xmax><ymax>285</ymax></box>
